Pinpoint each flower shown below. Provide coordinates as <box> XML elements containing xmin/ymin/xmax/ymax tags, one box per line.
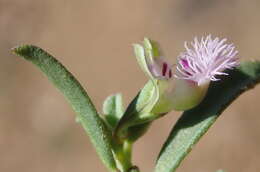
<box><xmin>133</xmin><ymin>35</ymin><xmax>239</xmax><ymax>113</ymax></box>
<box><xmin>176</xmin><ymin>35</ymin><xmax>239</xmax><ymax>86</ymax></box>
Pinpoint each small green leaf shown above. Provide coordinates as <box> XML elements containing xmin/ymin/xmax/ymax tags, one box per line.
<box><xmin>13</xmin><ymin>45</ymin><xmax>117</xmax><ymax>172</ymax></box>
<box><xmin>155</xmin><ymin>61</ymin><xmax>260</xmax><ymax>172</ymax></box>
<box><xmin>103</xmin><ymin>93</ymin><xmax>124</xmax><ymax>130</ymax></box>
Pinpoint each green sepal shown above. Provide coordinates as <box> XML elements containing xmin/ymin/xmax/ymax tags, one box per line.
<box><xmin>143</xmin><ymin>37</ymin><xmax>161</xmax><ymax>59</ymax></box>
<box><xmin>133</xmin><ymin>38</ymin><xmax>162</xmax><ymax>80</ymax></box>
<box><xmin>115</xmin><ymin>80</ymin><xmax>159</xmax><ymax>140</ymax></box>
<box><xmin>133</xmin><ymin>43</ymin><xmax>153</xmax><ymax>79</ymax></box>
<box><xmin>115</xmin><ymin>39</ymin><xmax>168</xmax><ymax>141</ymax></box>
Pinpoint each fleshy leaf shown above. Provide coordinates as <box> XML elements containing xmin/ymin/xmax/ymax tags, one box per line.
<box><xmin>155</xmin><ymin>61</ymin><xmax>260</xmax><ymax>172</ymax></box>
<box><xmin>103</xmin><ymin>93</ymin><xmax>124</xmax><ymax>130</ymax></box>
<box><xmin>12</xmin><ymin>45</ymin><xmax>117</xmax><ymax>172</ymax></box>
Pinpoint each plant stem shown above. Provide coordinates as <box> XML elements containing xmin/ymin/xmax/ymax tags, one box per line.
<box><xmin>113</xmin><ymin>140</ymin><xmax>135</xmax><ymax>172</ymax></box>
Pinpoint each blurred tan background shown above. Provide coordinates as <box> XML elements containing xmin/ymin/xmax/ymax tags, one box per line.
<box><xmin>1</xmin><ymin>0</ymin><xmax>260</xmax><ymax>172</ymax></box>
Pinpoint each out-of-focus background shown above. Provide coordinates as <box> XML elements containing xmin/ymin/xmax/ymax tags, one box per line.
<box><xmin>1</xmin><ymin>0</ymin><xmax>260</xmax><ymax>172</ymax></box>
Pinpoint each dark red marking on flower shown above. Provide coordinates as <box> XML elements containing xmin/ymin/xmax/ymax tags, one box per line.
<box><xmin>180</xmin><ymin>59</ymin><xmax>189</xmax><ymax>69</ymax></box>
<box><xmin>162</xmin><ymin>62</ymin><xmax>167</xmax><ymax>76</ymax></box>
<box><xmin>169</xmin><ymin>70</ymin><xmax>172</xmax><ymax>78</ymax></box>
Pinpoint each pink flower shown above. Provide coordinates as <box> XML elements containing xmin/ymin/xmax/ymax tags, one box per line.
<box><xmin>133</xmin><ymin>35</ymin><xmax>239</xmax><ymax>112</ymax></box>
<box><xmin>175</xmin><ymin>35</ymin><xmax>239</xmax><ymax>85</ymax></box>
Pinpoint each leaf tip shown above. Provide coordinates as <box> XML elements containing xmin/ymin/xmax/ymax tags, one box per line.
<box><xmin>11</xmin><ymin>45</ymin><xmax>39</xmax><ymax>60</ymax></box>
<box><xmin>12</xmin><ymin>44</ymin><xmax>29</xmax><ymax>54</ymax></box>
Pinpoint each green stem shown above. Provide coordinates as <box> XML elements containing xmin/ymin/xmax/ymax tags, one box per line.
<box><xmin>113</xmin><ymin>140</ymin><xmax>134</xmax><ymax>172</ymax></box>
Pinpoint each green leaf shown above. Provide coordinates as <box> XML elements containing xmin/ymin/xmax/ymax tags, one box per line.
<box><xmin>155</xmin><ymin>61</ymin><xmax>260</xmax><ymax>172</ymax></box>
<box><xmin>103</xmin><ymin>93</ymin><xmax>124</xmax><ymax>130</ymax></box>
<box><xmin>13</xmin><ymin>45</ymin><xmax>117</xmax><ymax>172</ymax></box>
